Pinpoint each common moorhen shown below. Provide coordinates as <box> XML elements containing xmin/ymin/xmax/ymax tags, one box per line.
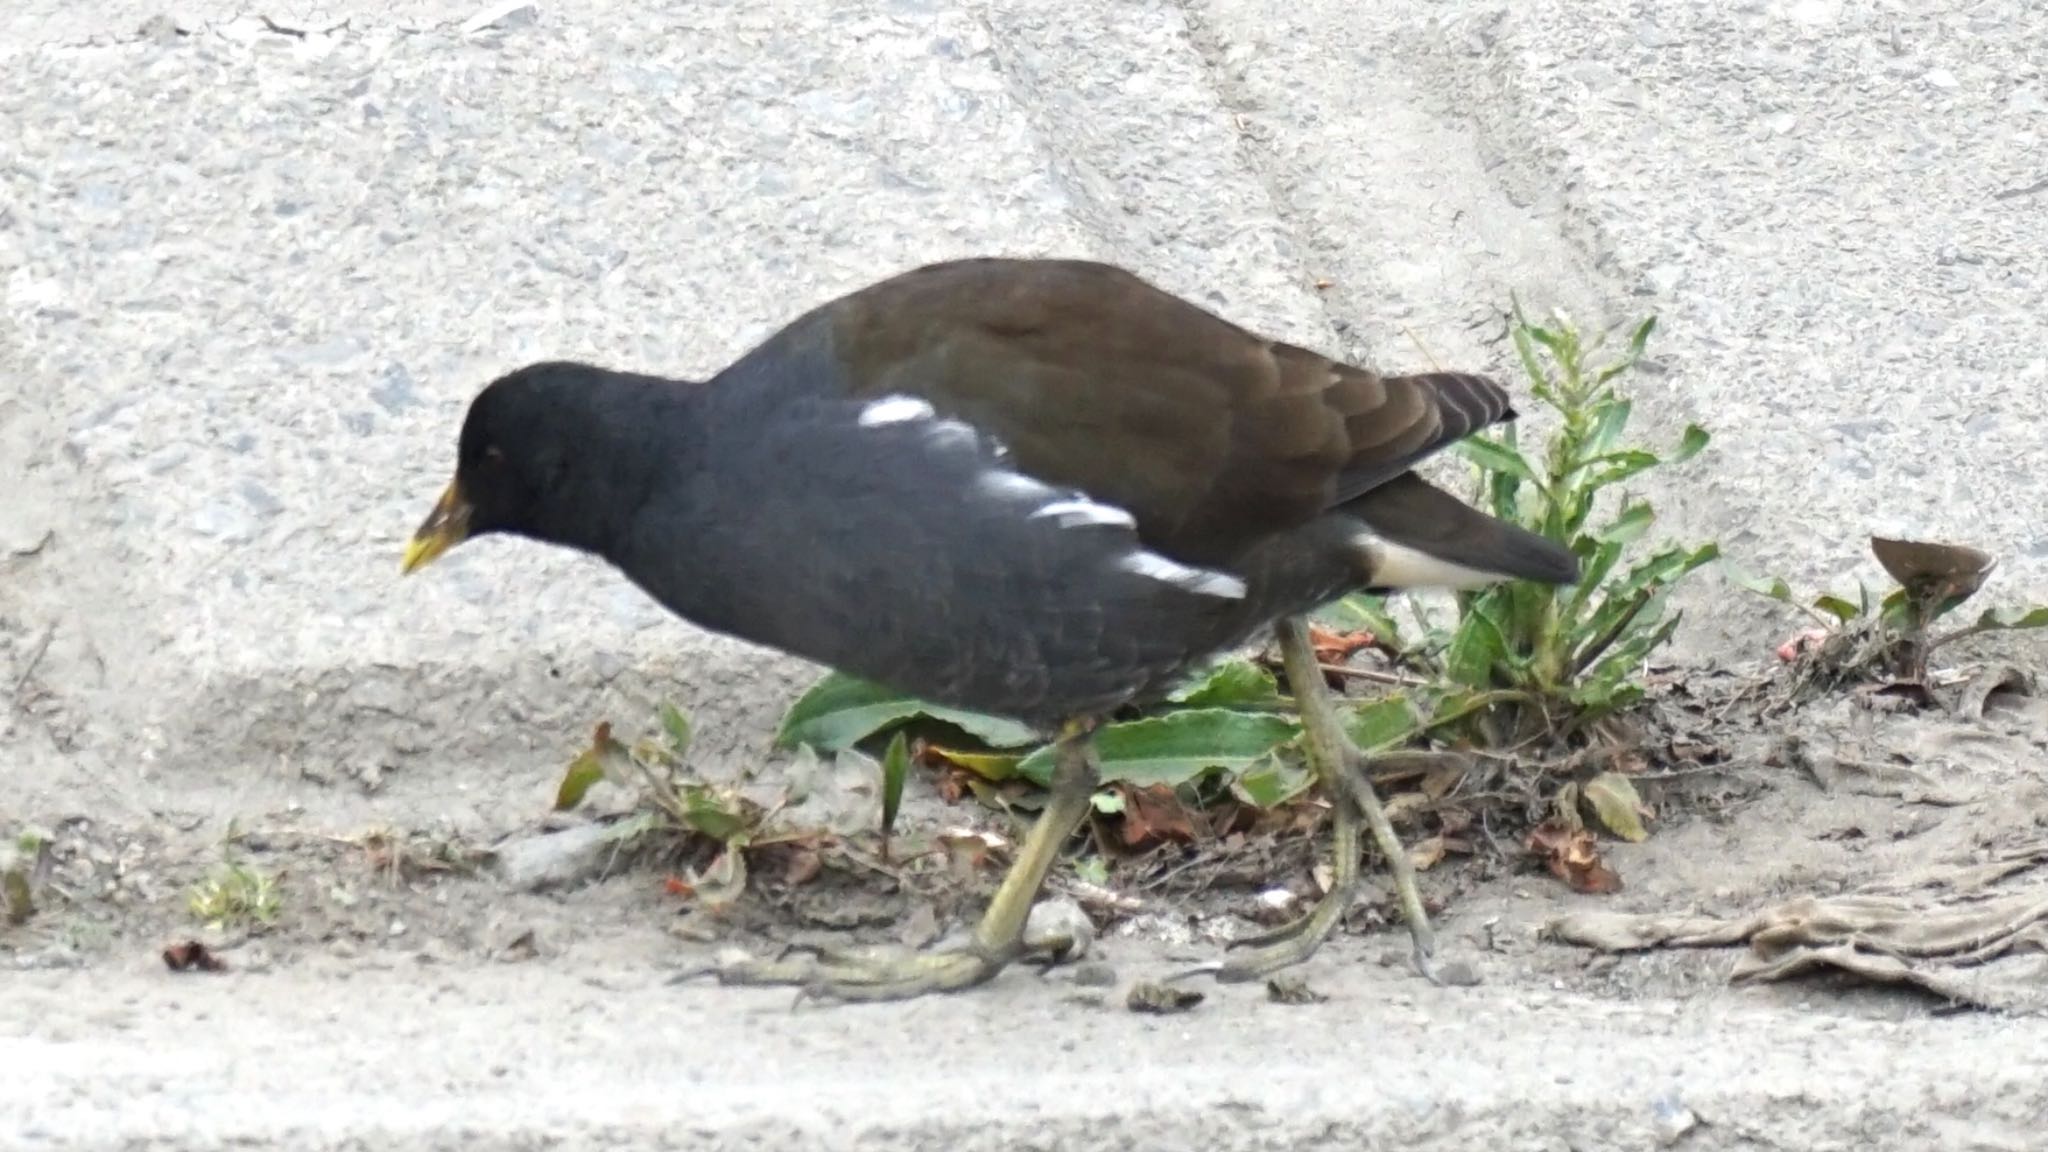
<box><xmin>402</xmin><ymin>257</ymin><xmax>1578</xmax><ymax>1001</ymax></box>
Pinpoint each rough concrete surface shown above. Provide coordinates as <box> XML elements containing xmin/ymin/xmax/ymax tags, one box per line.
<box><xmin>5</xmin><ymin>0</ymin><xmax>2048</xmax><ymax>1148</ymax></box>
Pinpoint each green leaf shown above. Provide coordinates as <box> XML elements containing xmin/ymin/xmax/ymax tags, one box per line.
<box><xmin>1324</xmin><ymin>595</ymin><xmax>1406</xmax><ymax>648</ymax></box>
<box><xmin>597</xmin><ymin>809</ymin><xmax>660</xmax><ymax>847</ymax></box>
<box><xmin>1730</xmin><ymin>569</ymin><xmax>1797</xmax><ymax>605</ymax></box>
<box><xmin>1168</xmin><ymin>658</ymin><xmax>1284</xmax><ymax>710</ymax></box>
<box><xmin>1878</xmin><ymin>587</ymin><xmax>1914</xmax><ymax>631</ymax></box>
<box><xmin>1566</xmin><ymin>539</ymin><xmax>1627</xmax><ymax>620</ymax></box>
<box><xmin>1443</xmin><ymin>602</ymin><xmax>1510</xmax><ymax>690</ymax></box>
<box><xmin>1973</xmin><ymin>605</ymin><xmax>2048</xmax><ymax>631</ymax></box>
<box><xmin>1813</xmin><ymin>594</ymin><xmax>1862</xmax><ymax>624</ymax></box>
<box><xmin>1583</xmin><ymin>772</ymin><xmax>1650</xmax><ymax>842</ymax></box>
<box><xmin>774</xmin><ymin>673</ymin><xmax>1039</xmax><ymax>752</ymax></box>
<box><xmin>1670</xmin><ymin>424</ymin><xmax>1710</xmax><ymax>464</ymax></box>
<box><xmin>1596</xmin><ymin>502</ymin><xmax>1655</xmax><ymax>547</ymax></box>
<box><xmin>1016</xmin><ymin>709</ymin><xmax>1300</xmax><ymax>789</ymax></box>
<box><xmin>1455</xmin><ymin>435</ymin><xmax>1539</xmax><ymax>483</ymax></box>
<box><xmin>1346</xmin><ymin>695</ymin><xmax>1424</xmax><ymax>751</ymax></box>
<box><xmin>1592</xmin><ymin>315</ymin><xmax>1657</xmax><ymax>385</ymax></box>
<box><xmin>677</xmin><ymin>785</ymin><xmax>750</xmax><ymax>844</ymax></box>
<box><xmin>555</xmin><ymin>725</ymin><xmax>632</xmax><ymax>811</ymax></box>
<box><xmin>926</xmin><ymin>746</ymin><xmax>1025</xmax><ymax>781</ymax></box>
<box><xmin>555</xmin><ymin>754</ymin><xmax>606</xmax><ymax>812</ymax></box>
<box><xmin>1585</xmin><ymin>450</ymin><xmax>1666</xmax><ymax>490</ymax></box>
<box><xmin>659</xmin><ymin>703</ymin><xmax>692</xmax><ymax>756</ymax></box>
<box><xmin>1582</xmin><ymin>397</ymin><xmax>1632</xmax><ymax>459</ymax></box>
<box><xmin>879</xmin><ymin>730</ymin><xmax>910</xmax><ymax>842</ymax></box>
<box><xmin>1232</xmin><ymin>753</ymin><xmax>1314</xmax><ymax>809</ymax></box>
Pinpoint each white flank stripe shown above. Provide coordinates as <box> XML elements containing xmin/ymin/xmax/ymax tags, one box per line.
<box><xmin>1031</xmin><ymin>497</ymin><xmax>1137</xmax><ymax>530</ymax></box>
<box><xmin>1118</xmin><ymin>551</ymin><xmax>1248</xmax><ymax>600</ymax></box>
<box><xmin>1358</xmin><ymin>534</ymin><xmax>1507</xmax><ymax>590</ymax></box>
<box><xmin>979</xmin><ymin>469</ymin><xmax>1055</xmax><ymax>501</ymax></box>
<box><xmin>857</xmin><ymin>395</ymin><xmax>935</xmax><ymax>427</ymax></box>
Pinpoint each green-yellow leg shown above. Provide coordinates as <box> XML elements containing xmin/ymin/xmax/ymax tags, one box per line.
<box><xmin>714</xmin><ymin>719</ymin><xmax>1101</xmax><ymax>1003</ymax></box>
<box><xmin>1210</xmin><ymin>616</ymin><xmax>1438</xmax><ymax>982</ymax></box>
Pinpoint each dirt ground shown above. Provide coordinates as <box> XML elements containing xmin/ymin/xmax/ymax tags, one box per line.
<box><xmin>9</xmin><ymin>649</ymin><xmax>2048</xmax><ymax>1150</ymax></box>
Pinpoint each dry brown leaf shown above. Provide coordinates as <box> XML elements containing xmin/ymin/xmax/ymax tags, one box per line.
<box><xmin>1527</xmin><ymin>822</ymin><xmax>1625</xmax><ymax>894</ymax></box>
<box><xmin>1307</xmin><ymin>623</ymin><xmax>1377</xmax><ymax>664</ymax></box>
<box><xmin>1116</xmin><ymin>784</ymin><xmax>1198</xmax><ymax>847</ymax></box>
<box><xmin>1408</xmin><ymin>835</ymin><xmax>1448</xmax><ymax>872</ymax></box>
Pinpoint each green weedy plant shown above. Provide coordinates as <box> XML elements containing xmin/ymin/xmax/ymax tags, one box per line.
<box><xmin>1344</xmin><ymin>301</ymin><xmax>1716</xmax><ymax>751</ymax></box>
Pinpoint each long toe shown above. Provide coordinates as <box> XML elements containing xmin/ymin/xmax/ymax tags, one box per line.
<box><xmin>712</xmin><ymin>940</ymin><xmax>1018</xmax><ymax>1005</ymax></box>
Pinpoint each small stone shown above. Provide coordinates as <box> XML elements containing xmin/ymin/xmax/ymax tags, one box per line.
<box><xmin>1435</xmin><ymin>958</ymin><xmax>1484</xmax><ymax>986</ymax></box>
<box><xmin>1126</xmin><ymin>981</ymin><xmax>1203</xmax><ymax>1014</ymax></box>
<box><xmin>1651</xmin><ymin>1090</ymin><xmax>1699</xmax><ymax>1145</ymax></box>
<box><xmin>487</xmin><ymin>823</ymin><xmax>616</xmax><ymax>892</ymax></box>
<box><xmin>1024</xmin><ymin>897</ymin><xmax>1093</xmax><ymax>962</ymax></box>
<box><xmin>1924</xmin><ymin>69</ymin><xmax>1958</xmax><ymax>89</ymax></box>
<box><xmin>463</xmin><ymin>1</ymin><xmax>538</xmax><ymax>34</ymax></box>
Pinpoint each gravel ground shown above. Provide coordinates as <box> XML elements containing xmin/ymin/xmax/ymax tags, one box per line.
<box><xmin>5</xmin><ymin>0</ymin><xmax>2047</xmax><ymax>1148</ymax></box>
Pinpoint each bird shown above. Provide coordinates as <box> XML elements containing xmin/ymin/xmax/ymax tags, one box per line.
<box><xmin>400</xmin><ymin>256</ymin><xmax>1579</xmax><ymax>1002</ymax></box>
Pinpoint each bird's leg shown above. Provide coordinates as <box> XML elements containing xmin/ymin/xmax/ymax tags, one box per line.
<box><xmin>713</xmin><ymin>719</ymin><xmax>1101</xmax><ymax>1003</ymax></box>
<box><xmin>1204</xmin><ymin>616</ymin><xmax>1437</xmax><ymax>982</ymax></box>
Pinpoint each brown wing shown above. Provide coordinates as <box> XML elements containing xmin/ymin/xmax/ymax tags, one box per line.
<box><xmin>827</xmin><ymin>257</ymin><xmax>1513</xmax><ymax>562</ymax></box>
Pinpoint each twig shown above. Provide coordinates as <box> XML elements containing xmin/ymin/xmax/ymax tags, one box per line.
<box><xmin>1315</xmin><ymin>662</ymin><xmax>1431</xmax><ymax>688</ymax></box>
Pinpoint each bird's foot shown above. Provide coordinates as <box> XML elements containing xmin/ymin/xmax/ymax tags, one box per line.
<box><xmin>711</xmin><ymin>935</ymin><xmax>1042</xmax><ymax>1004</ymax></box>
<box><xmin>1202</xmin><ymin>886</ymin><xmax>1355</xmax><ymax>984</ymax></box>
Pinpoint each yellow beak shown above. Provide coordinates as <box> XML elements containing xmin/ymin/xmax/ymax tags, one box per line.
<box><xmin>401</xmin><ymin>479</ymin><xmax>473</xmax><ymax>575</ymax></box>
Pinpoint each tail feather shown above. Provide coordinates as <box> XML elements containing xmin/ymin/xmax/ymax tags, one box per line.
<box><xmin>1340</xmin><ymin>471</ymin><xmax>1579</xmax><ymax>590</ymax></box>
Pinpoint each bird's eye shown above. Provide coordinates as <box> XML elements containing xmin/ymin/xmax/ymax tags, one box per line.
<box><xmin>483</xmin><ymin>445</ymin><xmax>505</xmax><ymax>465</ymax></box>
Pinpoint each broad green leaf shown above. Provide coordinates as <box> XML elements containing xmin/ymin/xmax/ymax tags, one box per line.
<box><xmin>1443</xmin><ymin>601</ymin><xmax>1510</xmax><ymax>690</ymax></box>
<box><xmin>1168</xmin><ymin>657</ymin><xmax>1284</xmax><ymax>709</ymax></box>
<box><xmin>879</xmin><ymin>731</ymin><xmax>910</xmax><ymax>842</ymax></box>
<box><xmin>1583</xmin><ymin>398</ymin><xmax>1632</xmax><ymax>459</ymax></box>
<box><xmin>1232</xmin><ymin>753</ymin><xmax>1314</xmax><ymax>809</ymax></box>
<box><xmin>1813</xmin><ymin>594</ymin><xmax>1862</xmax><ymax>624</ymax></box>
<box><xmin>1973</xmin><ymin>605</ymin><xmax>2048</xmax><ymax>631</ymax></box>
<box><xmin>926</xmin><ymin>746</ymin><xmax>1025</xmax><ymax>781</ymax></box>
<box><xmin>1583</xmin><ymin>772</ymin><xmax>1650</xmax><ymax>842</ymax></box>
<box><xmin>1016</xmin><ymin>709</ymin><xmax>1300</xmax><ymax>789</ymax></box>
<box><xmin>1587</xmin><ymin>451</ymin><xmax>1668</xmax><ymax>491</ymax></box>
<box><xmin>1455</xmin><ymin>435</ymin><xmax>1539</xmax><ymax>483</ymax></box>
<box><xmin>774</xmin><ymin>673</ymin><xmax>1039</xmax><ymax>752</ymax></box>
<box><xmin>1347</xmin><ymin>695</ymin><xmax>1424</xmax><ymax>751</ymax></box>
